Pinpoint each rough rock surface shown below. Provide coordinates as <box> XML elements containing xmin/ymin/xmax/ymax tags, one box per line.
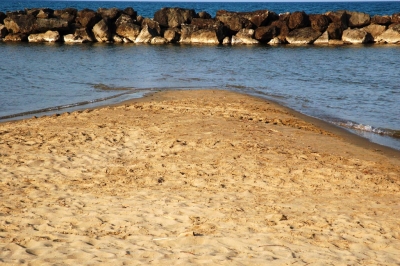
<box><xmin>286</xmin><ymin>27</ymin><xmax>321</xmax><ymax>44</ymax></box>
<box><xmin>135</xmin><ymin>24</ymin><xmax>158</xmax><ymax>43</ymax></box>
<box><xmin>4</xmin><ymin>33</ymin><xmax>28</xmax><ymax>41</ymax></box>
<box><xmin>232</xmin><ymin>28</ymin><xmax>259</xmax><ymax>44</ymax></box>
<box><xmin>254</xmin><ymin>25</ymin><xmax>278</xmax><ymax>42</ymax></box>
<box><xmin>115</xmin><ymin>14</ymin><xmax>141</xmax><ymax>42</ymax></box>
<box><xmin>289</xmin><ymin>11</ymin><xmax>310</xmax><ymax>30</ymax></box>
<box><xmin>163</xmin><ymin>28</ymin><xmax>180</xmax><ymax>43</ymax></box>
<box><xmin>314</xmin><ymin>30</ymin><xmax>329</xmax><ymax>44</ymax></box>
<box><xmin>348</xmin><ymin>12</ymin><xmax>371</xmax><ymax>28</ymax></box>
<box><xmin>28</xmin><ymin>30</ymin><xmax>60</xmax><ymax>42</ymax></box>
<box><xmin>309</xmin><ymin>14</ymin><xmax>330</xmax><ymax>33</ymax></box>
<box><xmin>326</xmin><ymin>11</ymin><xmax>348</xmax><ymax>30</ymax></box>
<box><xmin>4</xmin><ymin>14</ymin><xmax>36</xmax><ymax>34</ymax></box>
<box><xmin>371</xmin><ymin>15</ymin><xmax>391</xmax><ymax>25</ymax></box>
<box><xmin>76</xmin><ymin>9</ymin><xmax>101</xmax><ymax>29</ymax></box>
<box><xmin>327</xmin><ymin>22</ymin><xmax>343</xmax><ymax>40</ymax></box>
<box><xmin>376</xmin><ymin>26</ymin><xmax>400</xmax><ymax>43</ymax></box>
<box><xmin>364</xmin><ymin>24</ymin><xmax>387</xmax><ymax>42</ymax></box>
<box><xmin>154</xmin><ymin>8</ymin><xmax>196</xmax><ymax>28</ymax></box>
<box><xmin>342</xmin><ymin>28</ymin><xmax>371</xmax><ymax>44</ymax></box>
<box><xmin>92</xmin><ymin>19</ymin><xmax>111</xmax><ymax>42</ymax></box>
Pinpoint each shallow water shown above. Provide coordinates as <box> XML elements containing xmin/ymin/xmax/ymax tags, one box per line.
<box><xmin>1</xmin><ymin>42</ymin><xmax>399</xmax><ymax>150</ymax></box>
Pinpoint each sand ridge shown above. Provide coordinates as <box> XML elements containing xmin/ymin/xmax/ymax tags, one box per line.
<box><xmin>0</xmin><ymin>90</ymin><xmax>399</xmax><ymax>265</ymax></box>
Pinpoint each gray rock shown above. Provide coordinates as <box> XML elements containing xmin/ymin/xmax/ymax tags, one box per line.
<box><xmin>314</xmin><ymin>30</ymin><xmax>329</xmax><ymax>44</ymax></box>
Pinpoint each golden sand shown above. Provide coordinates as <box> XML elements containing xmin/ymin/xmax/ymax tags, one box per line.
<box><xmin>1</xmin><ymin>90</ymin><xmax>399</xmax><ymax>265</ymax></box>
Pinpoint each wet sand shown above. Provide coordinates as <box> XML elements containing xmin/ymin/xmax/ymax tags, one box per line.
<box><xmin>1</xmin><ymin>90</ymin><xmax>399</xmax><ymax>265</ymax></box>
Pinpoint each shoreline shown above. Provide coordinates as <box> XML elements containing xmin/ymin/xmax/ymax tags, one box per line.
<box><xmin>3</xmin><ymin>88</ymin><xmax>399</xmax><ymax>157</ymax></box>
<box><xmin>1</xmin><ymin>89</ymin><xmax>399</xmax><ymax>264</ymax></box>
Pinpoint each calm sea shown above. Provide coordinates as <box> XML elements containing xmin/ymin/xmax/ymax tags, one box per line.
<box><xmin>1</xmin><ymin>1</ymin><xmax>400</xmax><ymax>151</ymax></box>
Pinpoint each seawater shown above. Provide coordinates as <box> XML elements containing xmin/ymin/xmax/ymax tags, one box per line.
<box><xmin>1</xmin><ymin>1</ymin><xmax>400</xmax><ymax>150</ymax></box>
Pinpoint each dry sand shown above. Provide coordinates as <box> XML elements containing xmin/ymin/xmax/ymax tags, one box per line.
<box><xmin>0</xmin><ymin>90</ymin><xmax>399</xmax><ymax>265</ymax></box>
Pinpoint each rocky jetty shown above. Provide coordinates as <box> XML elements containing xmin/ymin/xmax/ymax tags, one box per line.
<box><xmin>1</xmin><ymin>6</ymin><xmax>400</xmax><ymax>45</ymax></box>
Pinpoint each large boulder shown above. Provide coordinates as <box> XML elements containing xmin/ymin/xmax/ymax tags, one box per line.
<box><xmin>35</xmin><ymin>18</ymin><xmax>69</xmax><ymax>32</ymax></box>
<box><xmin>66</xmin><ymin>27</ymin><xmax>95</xmax><ymax>42</ymax></box>
<box><xmin>142</xmin><ymin>18</ymin><xmax>161</xmax><ymax>35</ymax></box>
<box><xmin>326</xmin><ymin>10</ymin><xmax>348</xmax><ymax>29</ymax></box>
<box><xmin>288</xmin><ymin>11</ymin><xmax>309</xmax><ymax>30</ymax></box>
<box><xmin>348</xmin><ymin>11</ymin><xmax>370</xmax><ymax>28</ymax></box>
<box><xmin>237</xmin><ymin>10</ymin><xmax>279</xmax><ymax>28</ymax></box>
<box><xmin>270</xmin><ymin>20</ymin><xmax>290</xmax><ymax>42</ymax></box>
<box><xmin>342</xmin><ymin>28</ymin><xmax>372</xmax><ymax>44</ymax></box>
<box><xmin>4</xmin><ymin>33</ymin><xmax>28</xmax><ymax>41</ymax></box>
<box><xmin>392</xmin><ymin>13</ymin><xmax>400</xmax><ymax>24</ymax></box>
<box><xmin>231</xmin><ymin>28</ymin><xmax>258</xmax><ymax>44</ymax></box>
<box><xmin>122</xmin><ymin>7</ymin><xmax>137</xmax><ymax>19</ymax></box>
<box><xmin>254</xmin><ymin>25</ymin><xmax>278</xmax><ymax>42</ymax></box>
<box><xmin>163</xmin><ymin>28</ymin><xmax>180</xmax><ymax>43</ymax></box>
<box><xmin>135</xmin><ymin>24</ymin><xmax>158</xmax><ymax>43</ymax></box>
<box><xmin>190</xmin><ymin>18</ymin><xmax>224</xmax><ymax>41</ymax></box>
<box><xmin>309</xmin><ymin>14</ymin><xmax>330</xmax><ymax>32</ymax></box>
<box><xmin>371</xmin><ymin>15</ymin><xmax>391</xmax><ymax>26</ymax></box>
<box><xmin>154</xmin><ymin>8</ymin><xmax>196</xmax><ymax>28</ymax></box>
<box><xmin>0</xmin><ymin>24</ymin><xmax>8</xmax><ymax>38</ymax></box>
<box><xmin>363</xmin><ymin>24</ymin><xmax>386</xmax><ymax>42</ymax></box>
<box><xmin>76</xmin><ymin>9</ymin><xmax>101</xmax><ymax>29</ymax></box>
<box><xmin>93</xmin><ymin>19</ymin><xmax>111</xmax><ymax>42</ymax></box>
<box><xmin>97</xmin><ymin>8</ymin><xmax>121</xmax><ymax>21</ymax></box>
<box><xmin>179</xmin><ymin>24</ymin><xmax>196</xmax><ymax>43</ymax></box>
<box><xmin>376</xmin><ymin>25</ymin><xmax>400</xmax><ymax>43</ymax></box>
<box><xmin>286</xmin><ymin>27</ymin><xmax>321</xmax><ymax>44</ymax></box>
<box><xmin>215</xmin><ymin>10</ymin><xmax>253</xmax><ymax>35</ymax></box>
<box><xmin>327</xmin><ymin>22</ymin><xmax>343</xmax><ymax>39</ymax></box>
<box><xmin>53</xmin><ymin>8</ymin><xmax>77</xmax><ymax>24</ymax></box>
<box><xmin>115</xmin><ymin>14</ymin><xmax>141</xmax><ymax>42</ymax></box>
<box><xmin>4</xmin><ymin>14</ymin><xmax>36</xmax><ymax>34</ymax></box>
<box><xmin>190</xmin><ymin>29</ymin><xmax>222</xmax><ymax>44</ymax></box>
<box><xmin>314</xmin><ymin>30</ymin><xmax>329</xmax><ymax>44</ymax></box>
<box><xmin>28</xmin><ymin>30</ymin><xmax>60</xmax><ymax>42</ymax></box>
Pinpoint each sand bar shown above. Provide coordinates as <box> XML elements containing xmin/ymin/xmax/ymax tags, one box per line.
<box><xmin>0</xmin><ymin>90</ymin><xmax>399</xmax><ymax>265</ymax></box>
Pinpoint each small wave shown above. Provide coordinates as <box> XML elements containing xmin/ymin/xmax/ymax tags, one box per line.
<box><xmin>0</xmin><ymin>90</ymin><xmax>140</xmax><ymax>120</ymax></box>
<box><xmin>92</xmin><ymin>83</ymin><xmax>131</xmax><ymax>91</ymax></box>
<box><xmin>333</xmin><ymin>121</ymin><xmax>400</xmax><ymax>139</ymax></box>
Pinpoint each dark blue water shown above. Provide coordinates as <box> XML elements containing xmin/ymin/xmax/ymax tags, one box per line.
<box><xmin>1</xmin><ymin>1</ymin><xmax>400</xmax><ymax>151</ymax></box>
<box><xmin>1</xmin><ymin>1</ymin><xmax>399</xmax><ymax>17</ymax></box>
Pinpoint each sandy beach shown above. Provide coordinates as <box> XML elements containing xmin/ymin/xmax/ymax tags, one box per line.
<box><xmin>0</xmin><ymin>89</ymin><xmax>399</xmax><ymax>265</ymax></box>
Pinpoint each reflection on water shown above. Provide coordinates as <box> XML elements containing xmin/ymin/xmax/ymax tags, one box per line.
<box><xmin>0</xmin><ymin>42</ymin><xmax>399</xmax><ymax>150</ymax></box>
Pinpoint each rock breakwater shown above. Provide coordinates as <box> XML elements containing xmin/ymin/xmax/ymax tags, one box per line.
<box><xmin>1</xmin><ymin>6</ymin><xmax>400</xmax><ymax>45</ymax></box>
